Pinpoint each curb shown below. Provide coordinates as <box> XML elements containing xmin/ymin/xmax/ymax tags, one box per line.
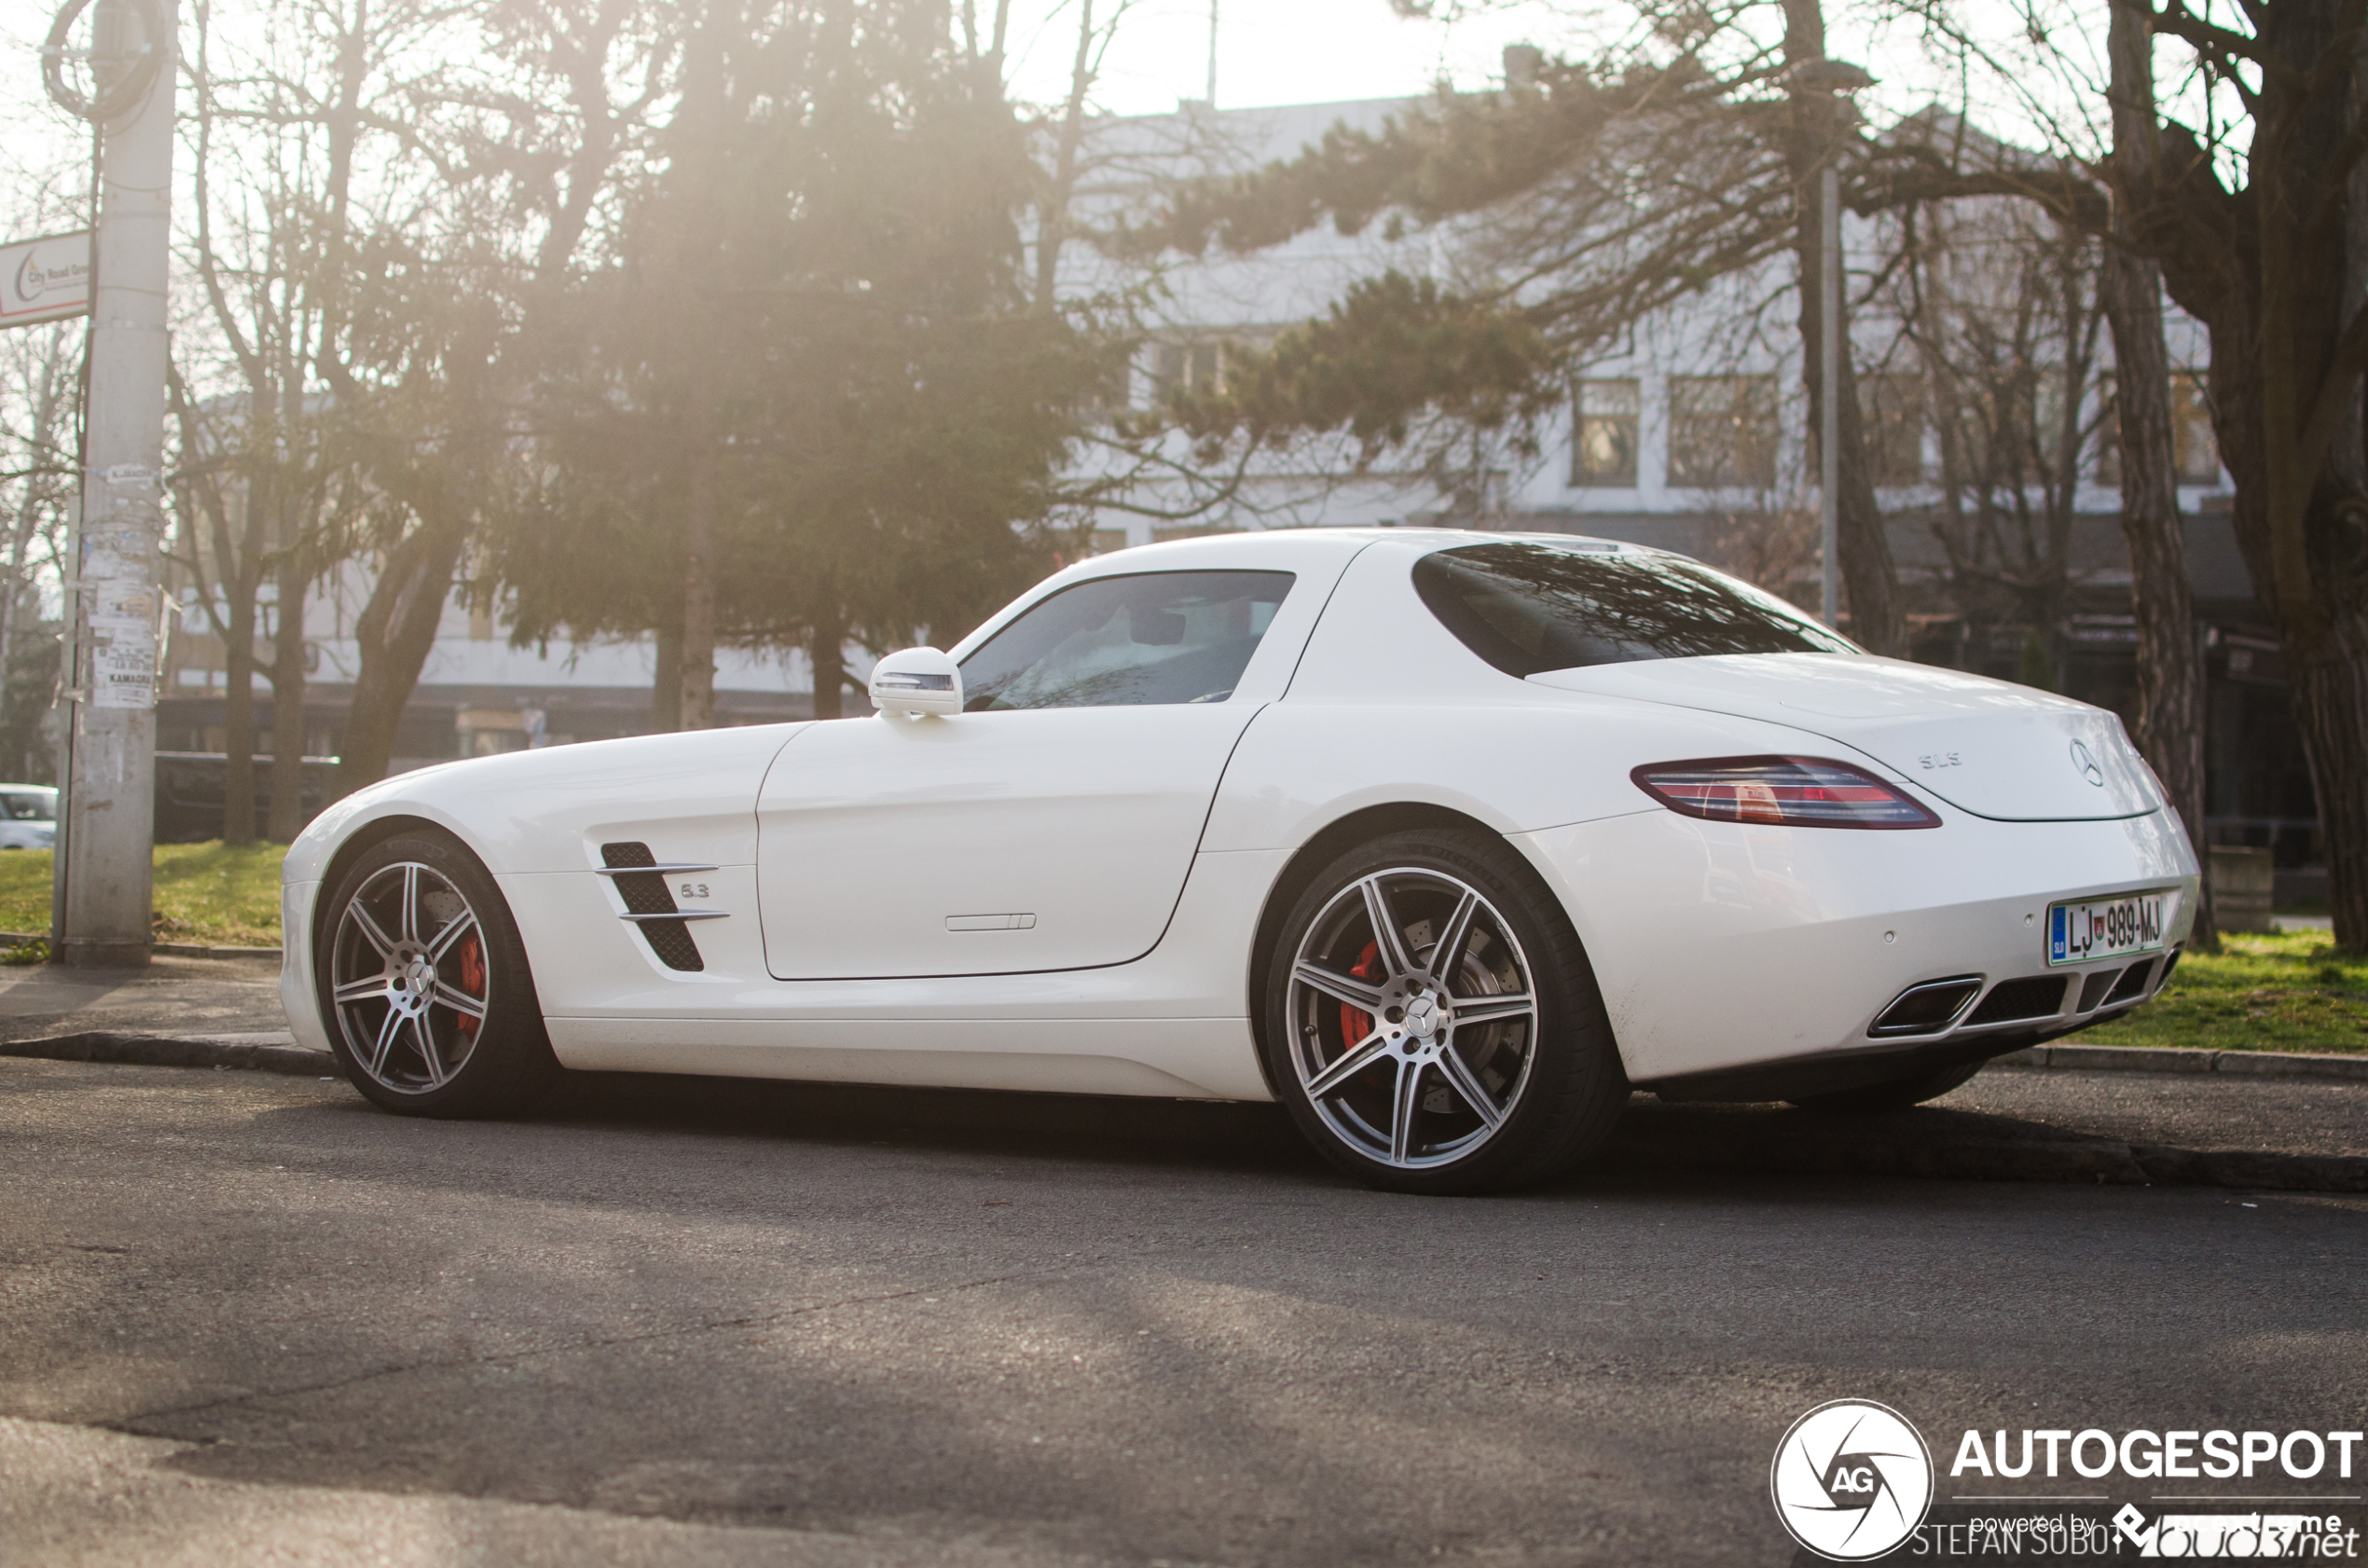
<box><xmin>1</xmin><ymin>1031</ymin><xmax>330</xmax><ymax>1076</ymax></box>
<box><xmin>1989</xmin><ymin>1043</ymin><xmax>2368</xmax><ymax>1082</ymax></box>
<box><xmin>5</xmin><ymin>1031</ymin><xmax>2362</xmax><ymax>1194</ymax></box>
<box><xmin>1604</xmin><ymin>1116</ymin><xmax>2368</xmax><ymax>1193</ymax></box>
<box><xmin>0</xmin><ymin>932</ymin><xmax>282</xmax><ymax>959</ymax></box>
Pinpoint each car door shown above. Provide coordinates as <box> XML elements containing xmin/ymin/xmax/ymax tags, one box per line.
<box><xmin>756</xmin><ymin>567</ymin><xmax>1303</xmax><ymax>980</ymax></box>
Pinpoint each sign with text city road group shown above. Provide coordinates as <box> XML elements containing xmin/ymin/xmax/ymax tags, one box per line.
<box><xmin>1774</xmin><ymin>1399</ymin><xmax>2364</xmax><ymax>1563</ymax></box>
<box><xmin>1</xmin><ymin>230</ymin><xmax>94</xmax><ymax>329</ymax></box>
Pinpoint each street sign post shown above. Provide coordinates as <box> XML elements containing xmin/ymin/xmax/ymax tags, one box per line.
<box><xmin>0</xmin><ymin>230</ymin><xmax>93</xmax><ymax>329</ymax></box>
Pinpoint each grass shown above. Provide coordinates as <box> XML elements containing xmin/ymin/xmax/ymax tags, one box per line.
<box><xmin>0</xmin><ymin>841</ymin><xmax>289</xmax><ymax>949</ymax></box>
<box><xmin>2083</xmin><ymin>930</ymin><xmax>2368</xmax><ymax>1055</ymax></box>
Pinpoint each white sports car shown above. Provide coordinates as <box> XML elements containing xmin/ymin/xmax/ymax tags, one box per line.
<box><xmin>282</xmin><ymin>530</ymin><xmax>2196</xmax><ymax>1192</ymax></box>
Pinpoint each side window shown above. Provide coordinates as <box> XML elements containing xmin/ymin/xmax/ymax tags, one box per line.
<box><xmin>959</xmin><ymin>571</ymin><xmax>1296</xmax><ymax>711</ymax></box>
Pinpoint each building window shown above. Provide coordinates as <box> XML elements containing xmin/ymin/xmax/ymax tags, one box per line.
<box><xmin>2093</xmin><ymin>375</ymin><xmax>2122</xmax><ymax>487</ymax></box>
<box><xmin>2091</xmin><ymin>374</ymin><xmax>2220</xmax><ymax>486</ymax></box>
<box><xmin>2171</xmin><ymin>372</ymin><xmax>2220</xmax><ymax>484</ymax></box>
<box><xmin>1081</xmin><ymin>360</ymin><xmax>1135</xmax><ymax>424</ymax></box>
<box><xmin>1858</xmin><ymin>373</ymin><xmax>1927</xmax><ymax>486</ymax></box>
<box><xmin>1570</xmin><ymin>378</ymin><xmax>1639</xmax><ymax>487</ymax></box>
<box><xmin>1667</xmin><ymin>375</ymin><xmax>1778</xmax><ymax>489</ymax></box>
<box><xmin>1152</xmin><ymin>340</ymin><xmax>1223</xmax><ymax>406</ymax></box>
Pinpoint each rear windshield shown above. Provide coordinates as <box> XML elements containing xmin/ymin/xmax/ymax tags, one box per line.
<box><xmin>1411</xmin><ymin>542</ymin><xmax>1857</xmax><ymax>678</ymax></box>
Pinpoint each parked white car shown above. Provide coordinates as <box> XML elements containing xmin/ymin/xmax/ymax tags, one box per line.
<box><xmin>281</xmin><ymin>530</ymin><xmax>2196</xmax><ymax>1192</ymax></box>
<box><xmin>0</xmin><ymin>784</ymin><xmax>57</xmax><ymax>850</ymax></box>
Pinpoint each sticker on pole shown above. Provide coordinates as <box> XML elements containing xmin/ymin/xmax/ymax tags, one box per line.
<box><xmin>2</xmin><ymin>230</ymin><xmax>93</xmax><ymax>328</ymax></box>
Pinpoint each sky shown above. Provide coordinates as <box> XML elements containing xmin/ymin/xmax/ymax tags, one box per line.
<box><xmin>985</xmin><ymin>0</ymin><xmax>2091</xmax><ymax>142</ymax></box>
<box><xmin>0</xmin><ymin>0</ymin><xmax>2129</xmax><ymax>236</ymax></box>
<box><xmin>996</xmin><ymin>0</ymin><xmax>1583</xmax><ymax>115</ymax></box>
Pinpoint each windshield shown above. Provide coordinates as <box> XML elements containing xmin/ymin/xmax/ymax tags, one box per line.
<box><xmin>1411</xmin><ymin>542</ymin><xmax>1858</xmax><ymax>678</ymax></box>
<box><xmin>0</xmin><ymin>791</ymin><xmax>55</xmax><ymax>822</ymax></box>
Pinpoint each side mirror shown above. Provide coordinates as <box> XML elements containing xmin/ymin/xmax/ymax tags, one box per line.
<box><xmin>868</xmin><ymin>647</ymin><xmax>963</xmax><ymax>717</ymax></box>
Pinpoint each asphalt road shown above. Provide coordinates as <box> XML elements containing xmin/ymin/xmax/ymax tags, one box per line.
<box><xmin>5</xmin><ymin>1058</ymin><xmax>2364</xmax><ymax>1567</ymax></box>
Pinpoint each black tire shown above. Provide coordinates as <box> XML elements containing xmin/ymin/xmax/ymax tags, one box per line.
<box><xmin>1790</xmin><ymin>1059</ymin><xmax>1983</xmax><ymax>1114</ymax></box>
<box><xmin>1260</xmin><ymin>827</ymin><xmax>1627</xmax><ymax>1194</ymax></box>
<box><xmin>316</xmin><ymin>832</ymin><xmax>558</xmax><ymax>1117</ymax></box>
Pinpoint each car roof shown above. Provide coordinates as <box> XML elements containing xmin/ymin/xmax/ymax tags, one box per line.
<box><xmin>945</xmin><ymin>527</ymin><xmax>1694</xmax><ymax>662</ymax></box>
<box><xmin>1057</xmin><ymin>526</ymin><xmax>1673</xmax><ymax>579</ymax></box>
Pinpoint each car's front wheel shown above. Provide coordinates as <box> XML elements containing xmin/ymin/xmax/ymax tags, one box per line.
<box><xmin>1261</xmin><ymin>828</ymin><xmax>1627</xmax><ymax>1194</ymax></box>
<box><xmin>317</xmin><ymin>832</ymin><xmax>558</xmax><ymax>1117</ymax></box>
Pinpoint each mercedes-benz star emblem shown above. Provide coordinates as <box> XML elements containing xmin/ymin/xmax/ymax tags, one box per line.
<box><xmin>1769</xmin><ymin>1399</ymin><xmax>1934</xmax><ymax>1561</ymax></box>
<box><xmin>2069</xmin><ymin>738</ymin><xmax>2106</xmax><ymax>787</ymax></box>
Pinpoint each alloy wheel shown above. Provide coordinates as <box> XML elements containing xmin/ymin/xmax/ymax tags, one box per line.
<box><xmin>1285</xmin><ymin>867</ymin><xmax>1539</xmax><ymax>1169</ymax></box>
<box><xmin>328</xmin><ymin>861</ymin><xmax>492</xmax><ymax>1094</ymax></box>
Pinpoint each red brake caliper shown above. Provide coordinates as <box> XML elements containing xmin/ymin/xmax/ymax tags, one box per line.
<box><xmin>1338</xmin><ymin>939</ymin><xmax>1380</xmax><ymax>1055</ymax></box>
<box><xmin>456</xmin><ymin>935</ymin><xmax>485</xmax><ymax>1037</ymax></box>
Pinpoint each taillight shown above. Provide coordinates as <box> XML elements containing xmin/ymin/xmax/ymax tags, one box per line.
<box><xmin>1631</xmin><ymin>756</ymin><xmax>1940</xmax><ymax>829</ymax></box>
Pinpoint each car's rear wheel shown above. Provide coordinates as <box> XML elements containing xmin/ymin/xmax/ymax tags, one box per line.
<box><xmin>1261</xmin><ymin>828</ymin><xmax>1626</xmax><ymax>1194</ymax></box>
<box><xmin>318</xmin><ymin>832</ymin><xmax>558</xmax><ymax>1117</ymax></box>
<box><xmin>1790</xmin><ymin>1059</ymin><xmax>1984</xmax><ymax>1114</ymax></box>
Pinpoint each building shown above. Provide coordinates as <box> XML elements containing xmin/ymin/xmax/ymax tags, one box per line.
<box><xmin>154</xmin><ymin>77</ymin><xmax>2324</xmax><ymax>900</ymax></box>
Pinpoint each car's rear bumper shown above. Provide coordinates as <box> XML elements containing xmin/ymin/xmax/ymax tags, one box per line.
<box><xmin>1514</xmin><ymin>805</ymin><xmax>2198</xmax><ymax>1089</ymax></box>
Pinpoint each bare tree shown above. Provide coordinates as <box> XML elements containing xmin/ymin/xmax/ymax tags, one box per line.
<box><xmin>1897</xmin><ymin>0</ymin><xmax>2368</xmax><ymax>947</ymax></box>
<box><xmin>0</xmin><ymin>326</ymin><xmax>78</xmax><ymax>778</ymax></box>
<box><xmin>2098</xmin><ymin>0</ymin><xmax>2214</xmax><ymax>945</ymax></box>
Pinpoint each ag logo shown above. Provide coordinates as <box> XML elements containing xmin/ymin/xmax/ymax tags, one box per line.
<box><xmin>1770</xmin><ymin>1399</ymin><xmax>1934</xmax><ymax>1561</ymax></box>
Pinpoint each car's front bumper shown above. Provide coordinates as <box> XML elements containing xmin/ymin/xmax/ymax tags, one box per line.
<box><xmin>1514</xmin><ymin>805</ymin><xmax>2198</xmax><ymax>1091</ymax></box>
<box><xmin>279</xmin><ymin>879</ymin><xmax>334</xmax><ymax>1055</ymax></box>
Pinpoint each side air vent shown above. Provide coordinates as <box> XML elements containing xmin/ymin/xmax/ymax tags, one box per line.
<box><xmin>2077</xmin><ymin>967</ymin><xmax>2126</xmax><ymax>1012</ymax></box>
<box><xmin>1868</xmin><ymin>975</ymin><xmax>1984</xmax><ymax>1038</ymax></box>
<box><xmin>1963</xmin><ymin>975</ymin><xmax>2069</xmax><ymax>1026</ymax></box>
<box><xmin>2105</xmin><ymin>956</ymin><xmax>2158</xmax><ymax>1005</ymax></box>
<box><xmin>601</xmin><ymin>842</ymin><xmax>704</xmax><ymax>972</ymax></box>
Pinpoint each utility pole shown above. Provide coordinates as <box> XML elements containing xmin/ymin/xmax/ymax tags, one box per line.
<box><xmin>52</xmin><ymin>0</ymin><xmax>176</xmax><ymax>968</ymax></box>
<box><xmin>1205</xmin><ymin>0</ymin><xmax>1218</xmax><ymax>109</ymax></box>
<box><xmin>1818</xmin><ymin>162</ymin><xmax>1840</xmax><ymax>629</ymax></box>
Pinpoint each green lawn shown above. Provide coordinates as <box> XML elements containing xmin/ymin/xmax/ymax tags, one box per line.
<box><xmin>2083</xmin><ymin>930</ymin><xmax>2368</xmax><ymax>1054</ymax></box>
<box><xmin>0</xmin><ymin>842</ymin><xmax>288</xmax><ymax>948</ymax></box>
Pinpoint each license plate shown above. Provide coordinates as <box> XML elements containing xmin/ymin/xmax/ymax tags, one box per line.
<box><xmin>2047</xmin><ymin>891</ymin><xmax>2171</xmax><ymax>966</ymax></box>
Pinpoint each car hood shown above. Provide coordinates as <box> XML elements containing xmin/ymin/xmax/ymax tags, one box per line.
<box><xmin>1527</xmin><ymin>653</ymin><xmax>2162</xmax><ymax>821</ymax></box>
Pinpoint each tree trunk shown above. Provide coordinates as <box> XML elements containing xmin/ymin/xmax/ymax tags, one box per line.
<box><xmin>808</xmin><ymin>596</ymin><xmax>847</xmax><ymax>721</ymax></box>
<box><xmin>220</xmin><ymin>586</ymin><xmax>258</xmax><ymax>846</ymax></box>
<box><xmin>2102</xmin><ymin>247</ymin><xmax>2215</xmax><ymax>945</ymax></box>
<box><xmin>1780</xmin><ymin>0</ymin><xmax>1906</xmax><ymax>656</ymax></box>
<box><xmin>2187</xmin><ymin>0</ymin><xmax>2368</xmax><ymax>953</ymax></box>
<box><xmin>2100</xmin><ymin>0</ymin><xmax>2214</xmax><ymax>947</ymax></box>
<box><xmin>0</xmin><ymin>350</ymin><xmax>62</xmax><ymax>759</ymax></box>
<box><xmin>266</xmin><ymin>552</ymin><xmax>309</xmax><ymax>842</ymax></box>
<box><xmin>333</xmin><ymin>513</ymin><xmax>467</xmax><ymax>797</ymax></box>
<box><xmin>2293</xmin><ymin>613</ymin><xmax>2368</xmax><ymax>945</ymax></box>
<box><xmin>649</xmin><ymin>620</ymin><xmax>682</xmax><ymax>732</ymax></box>
<box><xmin>677</xmin><ymin>445</ymin><xmax>718</xmax><ymax>731</ymax></box>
